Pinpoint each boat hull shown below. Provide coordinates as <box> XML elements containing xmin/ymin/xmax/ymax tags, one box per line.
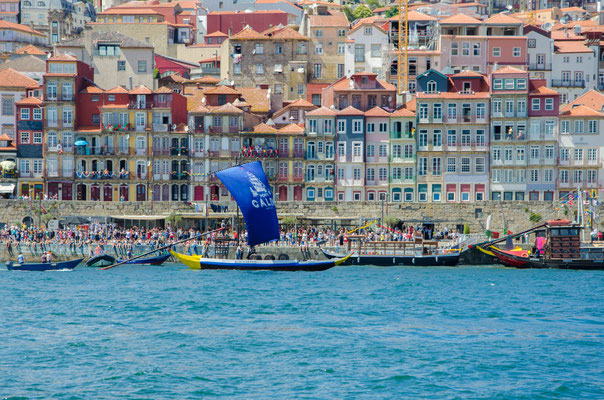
<box><xmin>485</xmin><ymin>245</ymin><xmax>604</xmax><ymax>270</ymax></box>
<box><xmin>85</xmin><ymin>254</ymin><xmax>116</xmax><ymax>268</ymax></box>
<box><xmin>322</xmin><ymin>249</ymin><xmax>460</xmax><ymax>266</ymax></box>
<box><xmin>117</xmin><ymin>253</ymin><xmax>171</xmax><ymax>265</ymax></box>
<box><xmin>169</xmin><ymin>250</ymin><xmax>348</xmax><ymax>271</ymax></box>
<box><xmin>6</xmin><ymin>258</ymin><xmax>83</xmax><ymax>271</ymax></box>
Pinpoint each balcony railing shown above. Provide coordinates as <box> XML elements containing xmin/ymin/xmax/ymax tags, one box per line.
<box><xmin>293</xmin><ymin>151</ymin><xmax>304</xmax><ymax>158</ymax></box>
<box><xmin>135</xmin><ymin>148</ymin><xmax>147</xmax><ymax>156</ymax></box>
<box><xmin>551</xmin><ymin>79</ymin><xmax>585</xmax><ymax>88</ymax></box>
<box><xmin>528</xmin><ymin>62</ymin><xmax>552</xmax><ymax>71</ymax></box>
<box><xmin>170</xmin><ymin>172</ymin><xmax>190</xmax><ymax>181</ymax></box>
<box><xmin>170</xmin><ymin>147</ymin><xmax>189</xmax><ymax>156</ymax></box>
<box><xmin>75</xmin><ymin>171</ymin><xmax>130</xmax><ymax>179</ymax></box>
<box><xmin>75</xmin><ymin>146</ymin><xmax>116</xmax><ymax>156</ymax></box>
<box><xmin>152</xmin><ymin>149</ymin><xmax>171</xmax><ymax>156</ymax></box>
<box><xmin>1</xmin><ymin>172</ymin><xmax>18</xmax><ymax>179</ymax></box>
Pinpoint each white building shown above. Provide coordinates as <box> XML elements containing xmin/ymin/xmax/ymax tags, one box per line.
<box><xmin>346</xmin><ymin>16</ymin><xmax>393</xmax><ymax>80</ymax></box>
<box><xmin>0</xmin><ymin>68</ymin><xmax>38</xmax><ymax>140</ymax></box>
<box><xmin>524</xmin><ymin>25</ymin><xmax>554</xmax><ymax>85</ymax></box>
<box><xmin>551</xmin><ymin>39</ymin><xmax>598</xmax><ymax>104</ymax></box>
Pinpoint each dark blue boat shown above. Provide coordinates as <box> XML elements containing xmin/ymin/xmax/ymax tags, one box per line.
<box><xmin>6</xmin><ymin>258</ymin><xmax>84</xmax><ymax>271</ymax></box>
<box><xmin>117</xmin><ymin>253</ymin><xmax>170</xmax><ymax>265</ymax></box>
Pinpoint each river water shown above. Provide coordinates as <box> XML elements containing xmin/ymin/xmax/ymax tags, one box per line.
<box><xmin>1</xmin><ymin>264</ymin><xmax>603</xmax><ymax>399</ymax></box>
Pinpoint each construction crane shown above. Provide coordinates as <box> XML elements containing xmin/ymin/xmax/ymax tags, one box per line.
<box><xmin>397</xmin><ymin>0</ymin><xmax>408</xmax><ymax>95</ymax></box>
<box><xmin>522</xmin><ymin>0</ymin><xmax>537</xmax><ymax>25</ymax></box>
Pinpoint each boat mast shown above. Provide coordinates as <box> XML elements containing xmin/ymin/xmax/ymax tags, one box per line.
<box><xmin>577</xmin><ymin>187</ymin><xmax>584</xmax><ymax>241</ymax></box>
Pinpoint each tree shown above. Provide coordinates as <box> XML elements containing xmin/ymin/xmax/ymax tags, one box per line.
<box><xmin>385</xmin><ymin>6</ymin><xmax>398</xmax><ymax>18</ymax></box>
<box><xmin>343</xmin><ymin>5</ymin><xmax>354</xmax><ymax>22</ymax></box>
<box><xmin>280</xmin><ymin>216</ymin><xmax>298</xmax><ymax>227</ymax></box>
<box><xmin>166</xmin><ymin>213</ymin><xmax>182</xmax><ymax>228</ymax></box>
<box><xmin>529</xmin><ymin>212</ymin><xmax>542</xmax><ymax>223</ymax></box>
<box><xmin>463</xmin><ymin>223</ymin><xmax>470</xmax><ymax>234</ymax></box>
<box><xmin>366</xmin><ymin>0</ymin><xmax>381</xmax><ymax>10</ymax></box>
<box><xmin>353</xmin><ymin>5</ymin><xmax>373</xmax><ymax>20</ymax></box>
<box><xmin>383</xmin><ymin>216</ymin><xmax>400</xmax><ymax>228</ymax></box>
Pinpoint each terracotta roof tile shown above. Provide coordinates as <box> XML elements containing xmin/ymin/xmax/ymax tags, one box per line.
<box><xmin>0</xmin><ymin>133</ymin><xmax>14</xmax><ymax>141</ymax></box>
<box><xmin>278</xmin><ymin>123</ymin><xmax>305</xmax><ymax>134</ymax></box>
<box><xmin>364</xmin><ymin>106</ymin><xmax>391</xmax><ymax>117</ymax></box>
<box><xmin>203</xmin><ymin>85</ymin><xmax>241</xmax><ymax>95</ymax></box>
<box><xmin>554</xmin><ymin>41</ymin><xmax>592</xmax><ymax>54</ymax></box>
<box><xmin>48</xmin><ymin>54</ymin><xmax>77</xmax><ymax>61</ymax></box>
<box><xmin>391</xmin><ymin>107</ymin><xmax>415</xmax><ymax>117</ymax></box>
<box><xmin>212</xmin><ymin>103</ymin><xmax>244</xmax><ymax>114</ymax></box>
<box><xmin>129</xmin><ymin>85</ymin><xmax>153</xmax><ymax>94</ymax></box>
<box><xmin>484</xmin><ymin>13</ymin><xmax>523</xmax><ymax>25</ymax></box>
<box><xmin>451</xmin><ymin>70</ymin><xmax>484</xmax><ymax>78</ymax></box>
<box><xmin>306</xmin><ymin>106</ymin><xmax>337</xmax><ymax>116</ymax></box>
<box><xmin>193</xmin><ymin>75</ymin><xmax>221</xmax><ymax>84</ymax></box>
<box><xmin>80</xmin><ymin>86</ymin><xmax>105</xmax><ymax>93</ymax></box>
<box><xmin>238</xmin><ymin>87</ymin><xmax>270</xmax><ymax>113</ymax></box>
<box><xmin>230</xmin><ymin>26</ymin><xmax>266</xmax><ymax>40</ymax></box>
<box><xmin>0</xmin><ymin>20</ymin><xmax>44</xmax><ymax>36</ymax></box>
<box><xmin>388</xmin><ymin>10</ymin><xmax>436</xmax><ymax>22</ymax></box>
<box><xmin>205</xmin><ymin>31</ymin><xmax>227</xmax><ymax>37</ymax></box>
<box><xmin>253</xmin><ymin>123</ymin><xmax>279</xmax><ymax>133</ymax></box>
<box><xmin>14</xmin><ymin>44</ymin><xmax>46</xmax><ymax>55</ymax></box>
<box><xmin>309</xmin><ymin>12</ymin><xmax>349</xmax><ymax>27</ymax></box>
<box><xmin>492</xmin><ymin>65</ymin><xmax>526</xmax><ymax>74</ymax></box>
<box><xmin>337</xmin><ymin>106</ymin><xmax>364</xmax><ymax>116</ymax></box>
<box><xmin>161</xmin><ymin>73</ymin><xmax>187</xmax><ymax>83</ymax></box>
<box><xmin>560</xmin><ymin>89</ymin><xmax>604</xmax><ymax>113</ymax></box>
<box><xmin>107</xmin><ymin>86</ymin><xmax>129</xmax><ymax>93</ymax></box>
<box><xmin>268</xmin><ymin>27</ymin><xmax>308</xmax><ymax>40</ymax></box>
<box><xmin>272</xmin><ymin>98</ymin><xmax>317</xmax><ymax>119</ymax></box>
<box><xmin>439</xmin><ymin>13</ymin><xmax>481</xmax><ymax>25</ymax></box>
<box><xmin>0</xmin><ymin>68</ymin><xmax>38</xmax><ymax>89</ymax></box>
<box><xmin>560</xmin><ymin>104</ymin><xmax>602</xmax><ymax>117</ymax></box>
<box><xmin>99</xmin><ymin>8</ymin><xmax>162</xmax><ymax>15</ymax></box>
<box><xmin>153</xmin><ymin>86</ymin><xmax>173</xmax><ymax>94</ymax></box>
<box><xmin>15</xmin><ymin>96</ymin><xmax>43</xmax><ymax>105</ymax></box>
<box><xmin>530</xmin><ymin>86</ymin><xmax>558</xmax><ymax>95</ymax></box>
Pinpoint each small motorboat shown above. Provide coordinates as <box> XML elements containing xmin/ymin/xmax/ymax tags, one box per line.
<box><xmin>117</xmin><ymin>253</ymin><xmax>171</xmax><ymax>265</ymax></box>
<box><xmin>6</xmin><ymin>258</ymin><xmax>84</xmax><ymax>271</ymax></box>
<box><xmin>169</xmin><ymin>249</ymin><xmax>350</xmax><ymax>271</ymax></box>
<box><xmin>85</xmin><ymin>254</ymin><xmax>116</xmax><ymax>268</ymax></box>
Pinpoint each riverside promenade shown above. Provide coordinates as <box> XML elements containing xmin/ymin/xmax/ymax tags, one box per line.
<box><xmin>0</xmin><ymin>199</ymin><xmax>596</xmax><ymax>234</ymax></box>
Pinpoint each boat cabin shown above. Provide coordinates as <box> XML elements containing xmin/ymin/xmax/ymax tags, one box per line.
<box><xmin>545</xmin><ymin>220</ymin><xmax>581</xmax><ymax>260</ymax></box>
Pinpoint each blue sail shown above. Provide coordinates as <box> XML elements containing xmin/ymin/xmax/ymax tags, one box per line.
<box><xmin>215</xmin><ymin>161</ymin><xmax>280</xmax><ymax>247</ymax></box>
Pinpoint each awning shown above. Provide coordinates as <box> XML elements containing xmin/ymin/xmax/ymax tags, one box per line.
<box><xmin>0</xmin><ymin>183</ymin><xmax>15</xmax><ymax>193</ymax></box>
<box><xmin>111</xmin><ymin>215</ymin><xmax>168</xmax><ymax>220</ymax></box>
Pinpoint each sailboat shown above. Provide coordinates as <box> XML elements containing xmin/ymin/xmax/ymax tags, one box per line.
<box><xmin>169</xmin><ymin>161</ymin><xmax>351</xmax><ymax>271</ymax></box>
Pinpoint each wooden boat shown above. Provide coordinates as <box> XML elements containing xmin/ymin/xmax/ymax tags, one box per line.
<box><xmin>85</xmin><ymin>254</ymin><xmax>116</xmax><ymax>268</ymax></box>
<box><xmin>322</xmin><ymin>235</ymin><xmax>461</xmax><ymax>267</ymax></box>
<box><xmin>169</xmin><ymin>249</ymin><xmax>351</xmax><ymax>271</ymax></box>
<box><xmin>479</xmin><ymin>219</ymin><xmax>604</xmax><ymax>270</ymax></box>
<box><xmin>6</xmin><ymin>258</ymin><xmax>84</xmax><ymax>271</ymax></box>
<box><xmin>117</xmin><ymin>253</ymin><xmax>170</xmax><ymax>265</ymax></box>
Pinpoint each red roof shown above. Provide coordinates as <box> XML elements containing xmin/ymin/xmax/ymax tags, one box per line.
<box><xmin>365</xmin><ymin>107</ymin><xmax>391</xmax><ymax>117</ymax></box>
<box><xmin>0</xmin><ymin>68</ymin><xmax>38</xmax><ymax>89</ymax></box>
<box><xmin>130</xmin><ymin>85</ymin><xmax>153</xmax><ymax>94</ymax></box>
<box><xmin>107</xmin><ymin>86</ymin><xmax>129</xmax><ymax>93</ymax></box>
<box><xmin>484</xmin><ymin>13</ymin><xmax>523</xmax><ymax>25</ymax></box>
<box><xmin>16</xmin><ymin>96</ymin><xmax>43</xmax><ymax>105</ymax></box>
<box><xmin>492</xmin><ymin>65</ymin><xmax>526</xmax><ymax>74</ymax></box>
<box><xmin>306</xmin><ymin>106</ymin><xmax>337</xmax><ymax>117</ymax></box>
<box><xmin>279</xmin><ymin>123</ymin><xmax>305</xmax><ymax>134</ymax></box>
<box><xmin>337</xmin><ymin>106</ymin><xmax>364</xmax><ymax>116</ymax></box>
<box><xmin>0</xmin><ymin>20</ymin><xmax>44</xmax><ymax>36</ymax></box>
<box><xmin>203</xmin><ymin>85</ymin><xmax>241</xmax><ymax>95</ymax></box>
<box><xmin>309</xmin><ymin>13</ymin><xmax>349</xmax><ymax>28</ymax></box>
<box><xmin>14</xmin><ymin>44</ymin><xmax>46</xmax><ymax>55</ymax></box>
<box><xmin>440</xmin><ymin>13</ymin><xmax>481</xmax><ymax>25</ymax></box>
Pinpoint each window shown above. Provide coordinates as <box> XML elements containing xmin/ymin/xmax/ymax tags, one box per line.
<box><xmin>451</xmin><ymin>42</ymin><xmax>458</xmax><ymax>56</ymax></box>
<box><xmin>379</xmin><ymin>144</ymin><xmax>387</xmax><ymax>158</ymax></box>
<box><xmin>337</xmin><ymin>29</ymin><xmax>346</xmax><ymax>37</ymax></box>
<box><xmin>447</xmin><ymin>157</ymin><xmax>456</xmax><ymax>173</ymax></box>
<box><xmin>315</xmin><ymin>43</ymin><xmax>323</xmax><ymax>55</ymax></box>
<box><xmin>337</xmin><ymin>120</ymin><xmax>345</xmax><ymax>133</ymax></box>
<box><xmin>33</xmin><ymin>131</ymin><xmax>42</xmax><ymax>144</ymax></box>
<box><xmin>462</xmin><ymin>42</ymin><xmax>470</xmax><ymax>56</ymax></box>
<box><xmin>418</xmin><ymin>157</ymin><xmax>427</xmax><ymax>176</ymax></box>
<box><xmin>544</xmin><ymin>169</ymin><xmax>554</xmax><ymax>183</ymax></box>
<box><xmin>298</xmin><ymin>43</ymin><xmax>307</xmax><ymax>54</ymax></box>
<box><xmin>33</xmin><ymin>160</ymin><xmax>42</xmax><ymax>174</ymax></box>
<box><xmin>297</xmin><ymin>84</ymin><xmax>304</xmax><ymax>95</ymax></box>
<box><xmin>366</xmin><ymin>144</ymin><xmax>374</xmax><ymax>157</ymax></box>
<box><xmin>1</xmin><ymin>96</ymin><xmax>14</xmax><ymax>116</ymax></box>
<box><xmin>353</xmin><ymin>168</ymin><xmax>361</xmax><ymax>180</ymax></box>
<box><xmin>461</xmin><ymin>157</ymin><xmax>470</xmax><ymax>173</ymax></box>
<box><xmin>492</xmin><ymin>147</ymin><xmax>501</xmax><ymax>162</ymax></box>
<box><xmin>574</xmin><ymin>120</ymin><xmax>584</xmax><ymax>134</ymax></box>
<box><xmin>371</xmin><ymin>44</ymin><xmax>381</xmax><ymax>58</ymax></box>
<box><xmin>354</xmin><ymin>44</ymin><xmax>364</xmax><ymax>62</ymax></box>
<box><xmin>366</xmin><ymin>168</ymin><xmax>375</xmax><ymax>181</ymax></box>
<box><xmin>364</xmin><ymin>26</ymin><xmax>372</xmax><ymax>35</ymax></box>
<box><xmin>62</xmin><ymin>107</ymin><xmax>73</xmax><ymax>126</ymax></box>
<box><xmin>117</xmin><ymin>60</ymin><xmax>125</xmax><ymax>71</ymax></box>
<box><xmin>493</xmin><ymin>47</ymin><xmax>501</xmax><ymax>57</ymax></box>
<box><xmin>314</xmin><ymin>29</ymin><xmax>323</xmax><ymax>37</ymax></box>
<box><xmin>233</xmin><ymin>64</ymin><xmax>241</xmax><ymax>75</ymax></box>
<box><xmin>403</xmin><ymin>144</ymin><xmax>413</xmax><ymax>158</ymax></box>
<box><xmin>20</xmin><ymin>108</ymin><xmax>29</xmax><ymax>120</ymax></box>
<box><xmin>378</xmin><ymin>168</ymin><xmax>388</xmax><ymax>181</ymax></box>
<box><xmin>505</xmin><ymin>79</ymin><xmax>515</xmax><ymax>90</ymax></box>
<box><xmin>504</xmin><ymin>147</ymin><xmax>513</xmax><ymax>161</ymax></box>
<box><xmin>447</xmin><ymin>130</ymin><xmax>457</xmax><ymax>147</ymax></box>
<box><xmin>588</xmin><ymin>148</ymin><xmax>598</xmax><ymax>163</ymax></box>
<box><xmin>433</xmin><ymin>104</ymin><xmax>442</xmax><ymax>120</ymax></box>
<box><xmin>574</xmin><ymin>148</ymin><xmax>583</xmax><ymax>162</ymax></box>
<box><xmin>588</xmin><ymin>120</ymin><xmax>598</xmax><ymax>134</ymax></box>
<box><xmin>255</xmin><ymin>64</ymin><xmax>264</xmax><ymax>74</ymax></box>
<box><xmin>254</xmin><ymin>43</ymin><xmax>264</xmax><ymax>54</ymax></box>
<box><xmin>475</xmin><ymin>158</ymin><xmax>485</xmax><ymax>173</ymax></box>
<box><xmin>539</xmin><ymin>98</ymin><xmax>553</xmax><ymax>112</ymax></box>
<box><xmin>505</xmin><ymin>99</ymin><xmax>514</xmax><ymax>114</ymax></box>
<box><xmin>275</xmin><ymin>43</ymin><xmax>282</xmax><ymax>54</ymax></box>
<box><xmin>352</xmin><ymin>120</ymin><xmax>362</xmax><ymax>133</ymax></box>
<box><xmin>426</xmin><ymin>81</ymin><xmax>437</xmax><ymax>93</ymax></box>
<box><xmin>337</xmin><ymin>42</ymin><xmax>345</xmax><ymax>55</ymax></box>
<box><xmin>137</xmin><ymin>60</ymin><xmax>147</xmax><ymax>72</ymax></box>
<box><xmin>33</xmin><ymin>108</ymin><xmax>42</xmax><ymax>120</ymax></box>
<box><xmin>476</xmin><ymin>103</ymin><xmax>485</xmax><ymax>119</ymax></box>
<box><xmin>516</xmin><ymin>79</ymin><xmax>527</xmax><ymax>90</ymax></box>
<box><xmin>473</xmin><ymin>42</ymin><xmax>480</xmax><ymax>56</ymax></box>
<box><xmin>561</xmin><ymin>120</ymin><xmax>570</xmax><ymax>134</ymax></box>
<box><xmin>545</xmin><ymin>145</ymin><xmax>554</xmax><ymax>159</ymax></box>
<box><xmin>433</xmin><ymin>130</ymin><xmax>442</xmax><ymax>147</ymax></box>
<box><xmin>530</xmin><ymin>145</ymin><xmax>539</xmax><ymax>160</ymax></box>
<box><xmin>419</xmin><ymin>104</ymin><xmax>429</xmax><ymax>120</ymax></box>
<box><xmin>493</xmin><ymin>98</ymin><xmax>502</xmax><ymax>113</ymax></box>
<box><xmin>513</xmin><ymin>47</ymin><xmax>521</xmax><ymax>57</ymax></box>
<box><xmin>528</xmin><ymin>39</ymin><xmax>536</xmax><ymax>48</ymax></box>
<box><xmin>447</xmin><ymin>104</ymin><xmax>457</xmax><ymax>119</ymax></box>
<box><xmin>418</xmin><ymin>130</ymin><xmax>428</xmax><ymax>148</ymax></box>
<box><xmin>20</xmin><ymin>131</ymin><xmax>30</xmax><ymax>143</ymax></box>
<box><xmin>493</xmin><ymin>79</ymin><xmax>503</xmax><ymax>90</ymax></box>
<box><xmin>392</xmin><ymin>167</ymin><xmax>402</xmax><ymax>180</ymax></box>
<box><xmin>517</xmin><ymin>99</ymin><xmax>526</xmax><ymax>115</ymax></box>
<box><xmin>313</xmin><ymin>64</ymin><xmax>321</xmax><ymax>79</ymax></box>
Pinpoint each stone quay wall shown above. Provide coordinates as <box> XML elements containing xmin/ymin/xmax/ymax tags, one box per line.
<box><xmin>0</xmin><ymin>199</ymin><xmax>600</xmax><ymax>234</ymax></box>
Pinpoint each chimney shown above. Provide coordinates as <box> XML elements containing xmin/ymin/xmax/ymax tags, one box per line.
<box><xmin>129</xmin><ymin>76</ymin><xmax>133</xmax><ymax>90</ymax></box>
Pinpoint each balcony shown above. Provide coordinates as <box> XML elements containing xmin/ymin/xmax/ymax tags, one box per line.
<box><xmin>75</xmin><ymin>146</ymin><xmax>116</xmax><ymax>156</ymax></box>
<box><xmin>1</xmin><ymin>171</ymin><xmax>18</xmax><ymax>179</ymax></box>
<box><xmin>136</xmin><ymin>172</ymin><xmax>147</xmax><ymax>180</ymax></box>
<box><xmin>152</xmin><ymin>149</ymin><xmax>171</xmax><ymax>156</ymax></box>
<box><xmin>528</xmin><ymin>62</ymin><xmax>552</xmax><ymax>71</ymax></box>
<box><xmin>193</xmin><ymin>150</ymin><xmax>207</xmax><ymax>157</ymax></box>
<box><xmin>292</xmin><ymin>175</ymin><xmax>304</xmax><ymax>182</ymax></box>
<box><xmin>45</xmin><ymin>95</ymin><xmax>75</xmax><ymax>102</ymax></box>
<box><xmin>134</xmin><ymin>124</ymin><xmax>147</xmax><ymax>132</ymax></box>
<box><xmin>292</xmin><ymin>150</ymin><xmax>304</xmax><ymax>158</ymax></box>
<box><xmin>241</xmin><ymin>147</ymin><xmax>279</xmax><ymax>158</ymax></box>
<box><xmin>306</xmin><ymin>151</ymin><xmax>318</xmax><ymax>160</ymax></box>
<box><xmin>103</xmin><ymin>123</ymin><xmax>131</xmax><ymax>132</ymax></box>
<box><xmin>75</xmin><ymin>171</ymin><xmax>130</xmax><ymax>179</ymax></box>
<box><xmin>152</xmin><ymin>123</ymin><xmax>169</xmax><ymax>132</ymax></box>
<box><xmin>170</xmin><ymin>147</ymin><xmax>189</xmax><ymax>156</ymax></box>
<box><xmin>551</xmin><ymin>79</ymin><xmax>585</xmax><ymax>88</ymax></box>
<box><xmin>170</xmin><ymin>172</ymin><xmax>190</xmax><ymax>181</ymax></box>
<box><xmin>135</xmin><ymin>148</ymin><xmax>147</xmax><ymax>156</ymax></box>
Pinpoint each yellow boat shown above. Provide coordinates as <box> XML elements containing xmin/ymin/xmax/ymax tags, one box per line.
<box><xmin>169</xmin><ymin>249</ymin><xmax>351</xmax><ymax>271</ymax></box>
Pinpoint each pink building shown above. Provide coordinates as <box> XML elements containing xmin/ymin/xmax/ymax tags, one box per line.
<box><xmin>206</xmin><ymin>10</ymin><xmax>289</xmax><ymax>37</ymax></box>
